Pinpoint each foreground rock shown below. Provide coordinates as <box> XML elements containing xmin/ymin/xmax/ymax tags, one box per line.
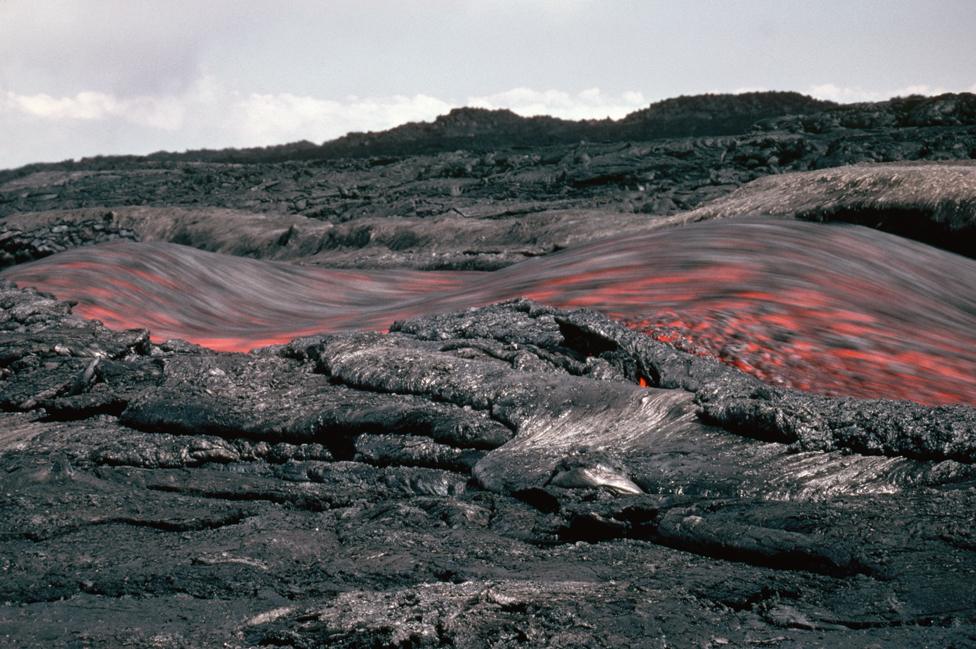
<box><xmin>1</xmin><ymin>283</ymin><xmax>975</xmax><ymax>647</ymax></box>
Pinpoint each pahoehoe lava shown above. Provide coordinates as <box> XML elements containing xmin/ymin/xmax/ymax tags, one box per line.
<box><xmin>6</xmin><ymin>218</ymin><xmax>975</xmax><ymax>405</ymax></box>
<box><xmin>3</xmin><ymin>93</ymin><xmax>976</xmax><ymax>648</ymax></box>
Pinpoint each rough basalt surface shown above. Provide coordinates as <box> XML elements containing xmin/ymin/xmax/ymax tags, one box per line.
<box><xmin>683</xmin><ymin>162</ymin><xmax>976</xmax><ymax>257</ymax></box>
<box><xmin>1</xmin><ymin>283</ymin><xmax>975</xmax><ymax>647</ymax></box>
<box><xmin>2</xmin><ymin>93</ymin><xmax>976</xmax><ymax>647</ymax></box>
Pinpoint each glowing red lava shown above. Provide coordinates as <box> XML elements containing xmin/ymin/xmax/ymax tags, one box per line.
<box><xmin>4</xmin><ymin>220</ymin><xmax>975</xmax><ymax>406</ymax></box>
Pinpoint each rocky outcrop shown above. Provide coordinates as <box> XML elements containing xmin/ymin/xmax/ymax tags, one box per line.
<box><xmin>757</xmin><ymin>92</ymin><xmax>976</xmax><ymax>133</ymax></box>
<box><xmin>4</xmin><ymin>96</ymin><xmax>974</xmax><ymax>277</ymax></box>
<box><xmin>0</xmin><ymin>210</ymin><xmax>137</xmax><ymax>268</ymax></box>
<box><xmin>683</xmin><ymin>162</ymin><xmax>976</xmax><ymax>256</ymax></box>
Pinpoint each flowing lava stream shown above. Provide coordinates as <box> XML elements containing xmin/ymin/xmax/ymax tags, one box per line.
<box><xmin>4</xmin><ymin>220</ymin><xmax>975</xmax><ymax>406</ymax></box>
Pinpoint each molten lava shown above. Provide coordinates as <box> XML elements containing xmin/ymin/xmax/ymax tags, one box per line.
<box><xmin>4</xmin><ymin>220</ymin><xmax>975</xmax><ymax>406</ymax></box>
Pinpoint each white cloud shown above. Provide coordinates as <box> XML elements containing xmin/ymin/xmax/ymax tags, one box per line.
<box><xmin>467</xmin><ymin>87</ymin><xmax>647</xmax><ymax>120</ymax></box>
<box><xmin>4</xmin><ymin>90</ymin><xmax>186</xmax><ymax>130</ymax></box>
<box><xmin>805</xmin><ymin>83</ymin><xmax>973</xmax><ymax>103</ymax></box>
<box><xmin>0</xmin><ymin>80</ymin><xmax>458</xmax><ymax>151</ymax></box>
<box><xmin>229</xmin><ymin>92</ymin><xmax>453</xmax><ymax>143</ymax></box>
<box><xmin>0</xmin><ymin>80</ymin><xmax>653</xmax><ymax>163</ymax></box>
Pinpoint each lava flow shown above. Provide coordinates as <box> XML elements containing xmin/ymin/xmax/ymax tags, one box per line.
<box><xmin>4</xmin><ymin>219</ymin><xmax>975</xmax><ymax>406</ymax></box>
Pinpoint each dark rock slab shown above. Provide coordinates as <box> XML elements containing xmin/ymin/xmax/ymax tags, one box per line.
<box><xmin>684</xmin><ymin>162</ymin><xmax>976</xmax><ymax>256</ymax></box>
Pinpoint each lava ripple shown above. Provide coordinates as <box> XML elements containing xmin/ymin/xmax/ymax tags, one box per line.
<box><xmin>5</xmin><ymin>219</ymin><xmax>975</xmax><ymax>405</ymax></box>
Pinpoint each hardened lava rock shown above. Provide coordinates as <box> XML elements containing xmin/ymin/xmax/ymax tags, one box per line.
<box><xmin>1</xmin><ymin>284</ymin><xmax>975</xmax><ymax>647</ymax></box>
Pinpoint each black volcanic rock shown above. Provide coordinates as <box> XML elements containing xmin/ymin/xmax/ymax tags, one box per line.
<box><xmin>684</xmin><ymin>162</ymin><xmax>976</xmax><ymax>257</ymax></box>
<box><xmin>1</xmin><ymin>92</ymin><xmax>974</xmax><ymax>182</ymax></box>
<box><xmin>2</xmin><ymin>108</ymin><xmax>975</xmax><ymax>271</ymax></box>
<box><xmin>614</xmin><ymin>91</ymin><xmax>836</xmax><ymax>138</ymax></box>
<box><xmin>321</xmin><ymin>93</ymin><xmax>836</xmax><ymax>158</ymax></box>
<box><xmin>325</xmin><ymin>107</ymin><xmax>586</xmax><ymax>155</ymax></box>
<box><xmin>758</xmin><ymin>92</ymin><xmax>976</xmax><ymax>133</ymax></box>
<box><xmin>1</xmin><ymin>285</ymin><xmax>975</xmax><ymax>646</ymax></box>
<box><xmin>3</xmin><ymin>92</ymin><xmax>976</xmax><ymax>647</ymax></box>
<box><xmin>0</xmin><ymin>210</ymin><xmax>137</xmax><ymax>269</ymax></box>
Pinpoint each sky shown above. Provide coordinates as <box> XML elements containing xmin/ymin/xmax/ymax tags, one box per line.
<box><xmin>1</xmin><ymin>0</ymin><xmax>975</xmax><ymax>170</ymax></box>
